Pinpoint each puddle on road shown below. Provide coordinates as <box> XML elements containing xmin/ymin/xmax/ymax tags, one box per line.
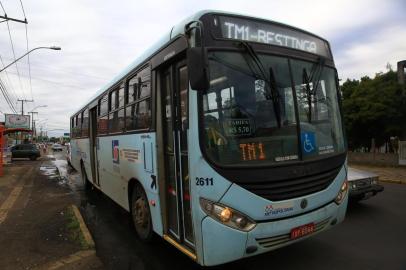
<box><xmin>44</xmin><ymin>154</ymin><xmax>56</xmax><ymax>161</ymax></box>
<box><xmin>52</xmin><ymin>159</ymin><xmax>68</xmax><ymax>178</ymax></box>
<box><xmin>40</xmin><ymin>166</ymin><xmax>59</xmax><ymax>177</ymax></box>
<box><xmin>39</xmin><ymin>165</ymin><xmax>68</xmax><ymax>186</ymax></box>
<box><xmin>39</xmin><ymin>154</ymin><xmax>83</xmax><ymax>191</ymax></box>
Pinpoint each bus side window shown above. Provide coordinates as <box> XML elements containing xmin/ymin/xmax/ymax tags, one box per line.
<box><xmin>125</xmin><ymin>104</ymin><xmax>136</xmax><ymax>131</ymax></box>
<box><xmin>138</xmin><ymin>66</ymin><xmax>151</xmax><ymax>99</ymax></box>
<box><xmin>128</xmin><ymin>76</ymin><xmax>138</xmax><ymax>104</ymax></box>
<box><xmin>76</xmin><ymin>114</ymin><xmax>81</xmax><ymax>138</ymax></box>
<box><xmin>82</xmin><ymin>109</ymin><xmax>89</xmax><ymax>137</ymax></box>
<box><xmin>118</xmin><ymin>84</ymin><xmax>125</xmax><ymax>108</ymax></box>
<box><xmin>135</xmin><ymin>100</ymin><xmax>151</xmax><ymax>129</ymax></box>
<box><xmin>97</xmin><ymin>115</ymin><xmax>108</xmax><ymax>135</ymax></box>
<box><xmin>109</xmin><ymin>90</ymin><xmax>117</xmax><ymax>111</ymax></box>
<box><xmin>71</xmin><ymin>117</ymin><xmax>75</xmax><ymax>138</ymax></box>
<box><xmin>125</xmin><ymin>65</ymin><xmax>151</xmax><ymax>132</ymax></box>
<box><xmin>99</xmin><ymin>94</ymin><xmax>108</xmax><ymax>116</ymax></box>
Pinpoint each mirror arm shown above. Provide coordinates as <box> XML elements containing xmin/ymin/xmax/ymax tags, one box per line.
<box><xmin>185</xmin><ymin>20</ymin><xmax>210</xmax><ymax>91</ymax></box>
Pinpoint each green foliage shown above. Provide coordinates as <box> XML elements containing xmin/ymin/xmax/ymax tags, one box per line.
<box><xmin>342</xmin><ymin>70</ymin><xmax>406</xmax><ymax>150</ymax></box>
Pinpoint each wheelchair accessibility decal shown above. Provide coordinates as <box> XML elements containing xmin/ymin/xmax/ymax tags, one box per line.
<box><xmin>301</xmin><ymin>132</ymin><xmax>316</xmax><ymax>154</ymax></box>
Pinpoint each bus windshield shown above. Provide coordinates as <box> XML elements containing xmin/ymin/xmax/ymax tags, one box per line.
<box><xmin>202</xmin><ymin>51</ymin><xmax>345</xmax><ymax>166</ymax></box>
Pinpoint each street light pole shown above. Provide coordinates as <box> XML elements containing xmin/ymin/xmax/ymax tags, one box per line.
<box><xmin>0</xmin><ymin>46</ymin><xmax>61</xmax><ymax>73</ymax></box>
<box><xmin>30</xmin><ymin>105</ymin><xmax>48</xmax><ymax>112</ymax></box>
<box><xmin>28</xmin><ymin>105</ymin><xmax>47</xmax><ymax>128</ymax></box>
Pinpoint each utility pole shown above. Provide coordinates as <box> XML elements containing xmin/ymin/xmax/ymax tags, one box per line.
<box><xmin>17</xmin><ymin>99</ymin><xmax>33</xmax><ymax>115</ymax></box>
<box><xmin>28</xmin><ymin>112</ymin><xmax>38</xmax><ymax>141</ymax></box>
<box><xmin>0</xmin><ymin>14</ymin><xmax>28</xmax><ymax>24</ymax></box>
<box><xmin>28</xmin><ymin>111</ymin><xmax>38</xmax><ymax>129</ymax></box>
<box><xmin>33</xmin><ymin>120</ymin><xmax>36</xmax><ymax>138</ymax></box>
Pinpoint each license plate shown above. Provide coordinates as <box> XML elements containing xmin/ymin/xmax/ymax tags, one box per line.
<box><xmin>290</xmin><ymin>223</ymin><xmax>315</xmax><ymax>240</ymax></box>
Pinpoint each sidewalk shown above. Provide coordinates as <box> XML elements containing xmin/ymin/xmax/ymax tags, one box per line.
<box><xmin>0</xmin><ymin>159</ymin><xmax>103</xmax><ymax>269</ymax></box>
<box><xmin>350</xmin><ymin>164</ymin><xmax>406</xmax><ymax>184</ymax></box>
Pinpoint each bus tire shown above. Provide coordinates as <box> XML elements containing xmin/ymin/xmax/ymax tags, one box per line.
<box><xmin>131</xmin><ymin>184</ymin><xmax>154</xmax><ymax>242</ymax></box>
<box><xmin>80</xmin><ymin>163</ymin><xmax>91</xmax><ymax>190</ymax></box>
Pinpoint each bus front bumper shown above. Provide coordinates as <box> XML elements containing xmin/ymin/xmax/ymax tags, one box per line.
<box><xmin>201</xmin><ymin>198</ymin><xmax>347</xmax><ymax>266</ymax></box>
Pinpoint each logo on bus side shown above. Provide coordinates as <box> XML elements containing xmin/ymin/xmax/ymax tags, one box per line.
<box><xmin>112</xmin><ymin>140</ymin><xmax>120</xmax><ymax>164</ymax></box>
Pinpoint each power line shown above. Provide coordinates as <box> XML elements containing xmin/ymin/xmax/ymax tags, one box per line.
<box><xmin>5</xmin><ymin>70</ymin><xmax>89</xmax><ymax>89</ymax></box>
<box><xmin>0</xmin><ymin>55</ymin><xmax>107</xmax><ymax>81</ymax></box>
<box><xmin>0</xmin><ymin>79</ymin><xmax>17</xmax><ymax>113</ymax></box>
<box><xmin>18</xmin><ymin>0</ymin><xmax>26</xmax><ymax>18</ymax></box>
<box><xmin>0</xmin><ymin>0</ymin><xmax>26</xmax><ymax>99</ymax></box>
<box><xmin>0</xmin><ymin>79</ymin><xmax>18</xmax><ymax>113</ymax></box>
<box><xmin>5</xmin><ymin>20</ymin><xmax>26</xmax><ymax>99</ymax></box>
<box><xmin>0</xmin><ymin>54</ymin><xmax>18</xmax><ymax>102</ymax></box>
<box><xmin>0</xmin><ymin>1</ymin><xmax>5</xmax><ymax>13</ymax></box>
<box><xmin>0</xmin><ymin>75</ymin><xmax>17</xmax><ymax>113</ymax></box>
<box><xmin>24</xmin><ymin>24</ymin><xmax>32</xmax><ymax>100</ymax></box>
<box><xmin>19</xmin><ymin>0</ymin><xmax>32</xmax><ymax>101</ymax></box>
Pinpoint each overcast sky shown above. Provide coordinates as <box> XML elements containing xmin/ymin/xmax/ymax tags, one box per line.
<box><xmin>0</xmin><ymin>0</ymin><xmax>405</xmax><ymax>136</ymax></box>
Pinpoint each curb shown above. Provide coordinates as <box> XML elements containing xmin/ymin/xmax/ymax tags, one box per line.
<box><xmin>70</xmin><ymin>205</ymin><xmax>95</xmax><ymax>249</ymax></box>
<box><xmin>34</xmin><ymin>250</ymin><xmax>98</xmax><ymax>270</ymax></box>
<box><xmin>379</xmin><ymin>179</ymin><xmax>404</xmax><ymax>185</ymax></box>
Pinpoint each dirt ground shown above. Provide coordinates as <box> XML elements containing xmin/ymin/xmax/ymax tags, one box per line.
<box><xmin>0</xmin><ymin>156</ymin><xmax>103</xmax><ymax>270</ymax></box>
<box><xmin>349</xmin><ymin>164</ymin><xmax>406</xmax><ymax>184</ymax></box>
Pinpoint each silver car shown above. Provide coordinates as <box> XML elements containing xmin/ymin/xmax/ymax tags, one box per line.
<box><xmin>347</xmin><ymin>167</ymin><xmax>384</xmax><ymax>201</ymax></box>
<box><xmin>52</xmin><ymin>143</ymin><xmax>64</xmax><ymax>151</ymax></box>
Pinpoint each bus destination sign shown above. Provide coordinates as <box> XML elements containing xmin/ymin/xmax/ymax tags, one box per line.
<box><xmin>216</xmin><ymin>16</ymin><xmax>330</xmax><ymax>58</ymax></box>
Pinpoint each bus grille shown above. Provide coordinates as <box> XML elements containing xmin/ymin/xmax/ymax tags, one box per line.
<box><xmin>255</xmin><ymin>217</ymin><xmax>330</xmax><ymax>249</ymax></box>
<box><xmin>238</xmin><ymin>166</ymin><xmax>341</xmax><ymax>201</ymax></box>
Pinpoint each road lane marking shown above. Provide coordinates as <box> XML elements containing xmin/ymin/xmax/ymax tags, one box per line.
<box><xmin>0</xmin><ymin>167</ymin><xmax>33</xmax><ymax>225</ymax></box>
<box><xmin>0</xmin><ymin>186</ymin><xmax>24</xmax><ymax>224</ymax></box>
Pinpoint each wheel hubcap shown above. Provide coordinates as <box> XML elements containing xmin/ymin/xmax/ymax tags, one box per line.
<box><xmin>135</xmin><ymin>197</ymin><xmax>148</xmax><ymax>228</ymax></box>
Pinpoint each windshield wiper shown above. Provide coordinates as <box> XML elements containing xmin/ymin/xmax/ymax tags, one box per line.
<box><xmin>238</xmin><ymin>41</ymin><xmax>282</xmax><ymax>128</ymax></box>
<box><xmin>302</xmin><ymin>57</ymin><xmax>325</xmax><ymax>122</ymax></box>
<box><xmin>302</xmin><ymin>68</ymin><xmax>312</xmax><ymax>122</ymax></box>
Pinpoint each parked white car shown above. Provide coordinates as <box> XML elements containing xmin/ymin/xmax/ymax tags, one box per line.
<box><xmin>51</xmin><ymin>143</ymin><xmax>63</xmax><ymax>151</ymax></box>
<box><xmin>348</xmin><ymin>167</ymin><xmax>384</xmax><ymax>201</ymax></box>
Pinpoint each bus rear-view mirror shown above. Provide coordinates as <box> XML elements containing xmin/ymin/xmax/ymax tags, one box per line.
<box><xmin>187</xmin><ymin>47</ymin><xmax>210</xmax><ymax>91</ymax></box>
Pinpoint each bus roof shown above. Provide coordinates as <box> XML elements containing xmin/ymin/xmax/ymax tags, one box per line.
<box><xmin>72</xmin><ymin>10</ymin><xmax>329</xmax><ymax>117</ymax></box>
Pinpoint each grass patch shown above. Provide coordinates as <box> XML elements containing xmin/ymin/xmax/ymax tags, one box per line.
<box><xmin>66</xmin><ymin>206</ymin><xmax>91</xmax><ymax>249</ymax></box>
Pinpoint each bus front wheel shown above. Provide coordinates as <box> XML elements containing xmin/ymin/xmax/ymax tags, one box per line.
<box><xmin>131</xmin><ymin>184</ymin><xmax>154</xmax><ymax>242</ymax></box>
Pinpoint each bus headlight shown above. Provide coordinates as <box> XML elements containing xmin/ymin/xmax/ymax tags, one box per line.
<box><xmin>334</xmin><ymin>180</ymin><xmax>348</xmax><ymax>205</ymax></box>
<box><xmin>200</xmin><ymin>198</ymin><xmax>256</xmax><ymax>232</ymax></box>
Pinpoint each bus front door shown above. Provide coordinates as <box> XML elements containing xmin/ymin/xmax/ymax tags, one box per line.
<box><xmin>161</xmin><ymin>60</ymin><xmax>195</xmax><ymax>249</ymax></box>
<box><xmin>89</xmin><ymin>107</ymin><xmax>100</xmax><ymax>186</ymax></box>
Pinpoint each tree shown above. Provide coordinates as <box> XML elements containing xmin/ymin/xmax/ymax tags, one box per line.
<box><xmin>341</xmin><ymin>70</ymin><xmax>406</xmax><ymax>151</ymax></box>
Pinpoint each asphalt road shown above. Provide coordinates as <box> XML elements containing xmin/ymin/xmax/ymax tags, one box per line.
<box><xmin>56</xmin><ymin>151</ymin><xmax>406</xmax><ymax>270</ymax></box>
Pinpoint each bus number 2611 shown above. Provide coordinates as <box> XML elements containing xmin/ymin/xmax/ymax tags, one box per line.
<box><xmin>196</xmin><ymin>177</ymin><xmax>214</xmax><ymax>186</ymax></box>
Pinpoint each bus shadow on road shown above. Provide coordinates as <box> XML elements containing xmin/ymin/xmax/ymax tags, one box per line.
<box><xmin>346</xmin><ymin>200</ymin><xmax>385</xmax><ymax>218</ymax></box>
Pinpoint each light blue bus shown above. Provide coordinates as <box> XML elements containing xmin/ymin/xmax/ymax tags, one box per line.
<box><xmin>70</xmin><ymin>10</ymin><xmax>348</xmax><ymax>266</ymax></box>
